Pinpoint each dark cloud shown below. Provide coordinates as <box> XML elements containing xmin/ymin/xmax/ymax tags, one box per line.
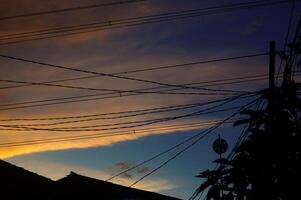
<box><xmin>114</xmin><ymin>161</ymin><xmax>135</xmax><ymax>170</ymax></box>
<box><xmin>111</xmin><ymin>161</ymin><xmax>136</xmax><ymax>179</ymax></box>
<box><xmin>137</xmin><ymin>166</ymin><xmax>151</xmax><ymax>174</ymax></box>
<box><xmin>109</xmin><ymin>161</ymin><xmax>152</xmax><ymax>179</ymax></box>
<box><xmin>120</xmin><ymin>173</ymin><xmax>133</xmax><ymax>180</ymax></box>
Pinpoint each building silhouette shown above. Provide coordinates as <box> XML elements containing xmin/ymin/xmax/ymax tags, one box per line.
<box><xmin>0</xmin><ymin>160</ymin><xmax>180</xmax><ymax>200</ymax></box>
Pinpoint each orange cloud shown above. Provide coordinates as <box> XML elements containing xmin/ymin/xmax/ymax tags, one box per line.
<box><xmin>0</xmin><ymin>118</ymin><xmax>216</xmax><ymax>158</ymax></box>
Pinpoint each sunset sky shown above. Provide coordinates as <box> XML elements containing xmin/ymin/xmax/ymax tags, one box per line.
<box><xmin>0</xmin><ymin>0</ymin><xmax>300</xmax><ymax>199</ymax></box>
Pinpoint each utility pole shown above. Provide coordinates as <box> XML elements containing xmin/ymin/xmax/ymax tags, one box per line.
<box><xmin>268</xmin><ymin>40</ymin><xmax>276</xmax><ymax>110</ymax></box>
<box><xmin>269</xmin><ymin>41</ymin><xmax>276</xmax><ymax>90</ymax></box>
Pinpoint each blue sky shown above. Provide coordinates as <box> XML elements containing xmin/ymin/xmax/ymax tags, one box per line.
<box><xmin>1</xmin><ymin>0</ymin><xmax>301</xmax><ymax>199</ymax></box>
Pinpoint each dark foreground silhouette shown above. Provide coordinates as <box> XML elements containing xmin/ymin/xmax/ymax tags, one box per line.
<box><xmin>0</xmin><ymin>160</ymin><xmax>180</xmax><ymax>200</ymax></box>
<box><xmin>189</xmin><ymin>20</ymin><xmax>301</xmax><ymax>199</ymax></box>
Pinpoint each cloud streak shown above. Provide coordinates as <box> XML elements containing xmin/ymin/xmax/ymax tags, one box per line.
<box><xmin>0</xmin><ymin>118</ymin><xmax>218</xmax><ymax>158</ymax></box>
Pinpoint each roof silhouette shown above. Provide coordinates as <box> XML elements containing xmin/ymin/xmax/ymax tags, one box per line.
<box><xmin>0</xmin><ymin>160</ymin><xmax>180</xmax><ymax>200</ymax></box>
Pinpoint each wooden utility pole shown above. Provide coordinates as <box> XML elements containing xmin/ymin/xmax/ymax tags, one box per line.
<box><xmin>269</xmin><ymin>41</ymin><xmax>276</xmax><ymax>90</ymax></box>
<box><xmin>268</xmin><ymin>41</ymin><xmax>276</xmax><ymax>110</ymax></box>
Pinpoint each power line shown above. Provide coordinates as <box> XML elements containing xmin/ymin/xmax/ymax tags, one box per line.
<box><xmin>2</xmin><ymin>69</ymin><xmax>297</xmax><ymax>111</ymax></box>
<box><xmin>127</xmin><ymin>98</ymin><xmax>258</xmax><ymax>187</ymax></box>
<box><xmin>0</xmin><ymin>8</ymin><xmax>251</xmax><ymax>41</ymax></box>
<box><xmin>0</xmin><ymin>52</ymin><xmax>271</xmax><ymax>112</ymax></box>
<box><xmin>105</xmin><ymin>98</ymin><xmax>256</xmax><ymax>182</ymax></box>
<box><xmin>284</xmin><ymin>0</ymin><xmax>296</xmax><ymax>52</ymax></box>
<box><xmin>0</xmin><ymin>119</ymin><xmax>235</xmax><ymax>132</ymax></box>
<box><xmin>0</xmin><ymin>94</ymin><xmax>253</xmax><ymax>131</ymax></box>
<box><xmin>0</xmin><ymin>120</ymin><xmax>236</xmax><ymax>148</ymax></box>
<box><xmin>276</xmin><ymin>0</ymin><xmax>296</xmax><ymax>83</ymax></box>
<box><xmin>0</xmin><ymin>91</ymin><xmax>233</xmax><ymax>111</ymax></box>
<box><xmin>108</xmin><ymin>125</ymin><xmax>219</xmax><ymax>182</ymax></box>
<box><xmin>8</xmin><ymin>66</ymin><xmax>300</xmax><ymax>113</ymax></box>
<box><xmin>0</xmin><ymin>95</ymin><xmax>252</xmax><ymax>148</ymax></box>
<box><xmin>289</xmin><ymin>17</ymin><xmax>301</xmax><ymax>80</ymax></box>
<box><xmin>0</xmin><ymin>51</ymin><xmax>281</xmax><ymax>111</ymax></box>
<box><xmin>0</xmin><ymin>0</ymin><xmax>145</xmax><ymax>21</ymax></box>
<box><xmin>3</xmin><ymin>105</ymin><xmax>243</xmax><ymax>127</ymax></box>
<box><xmin>0</xmin><ymin>119</ymin><xmax>239</xmax><ymax>132</ymax></box>
<box><xmin>0</xmin><ymin>102</ymin><xmax>220</xmax><ymax>121</ymax></box>
<box><xmin>0</xmin><ymin>0</ymin><xmax>294</xmax><ymax>45</ymax></box>
<box><xmin>188</xmin><ymin>98</ymin><xmax>262</xmax><ymax>200</ymax></box>
<box><xmin>0</xmin><ymin>78</ymin><xmax>247</xmax><ymax>94</ymax></box>
<box><xmin>0</xmin><ymin>98</ymin><xmax>243</xmax><ymax>123</ymax></box>
<box><xmin>0</xmin><ymin>76</ymin><xmax>266</xmax><ymax>95</ymax></box>
<box><xmin>0</xmin><ymin>52</ymin><xmax>269</xmax><ymax>91</ymax></box>
<box><xmin>229</xmin><ymin>97</ymin><xmax>265</xmax><ymax>160</ymax></box>
<box><xmin>129</xmin><ymin>126</ymin><xmax>218</xmax><ymax>187</ymax></box>
<box><xmin>1</xmin><ymin>58</ymin><xmax>298</xmax><ymax>111</ymax></box>
<box><xmin>1</xmin><ymin>70</ymin><xmax>295</xmax><ymax>111</ymax></box>
<box><xmin>106</xmin><ymin>97</ymin><xmax>253</xmax><ymax>183</ymax></box>
<box><xmin>0</xmin><ymin>54</ymin><xmax>250</xmax><ymax>94</ymax></box>
<box><xmin>2</xmin><ymin>112</ymin><xmax>206</xmax><ymax>130</ymax></box>
<box><xmin>0</xmin><ymin>75</ymin><xmax>273</xmax><ymax>111</ymax></box>
<box><xmin>0</xmin><ymin>0</ymin><xmax>276</xmax><ymax>37</ymax></box>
